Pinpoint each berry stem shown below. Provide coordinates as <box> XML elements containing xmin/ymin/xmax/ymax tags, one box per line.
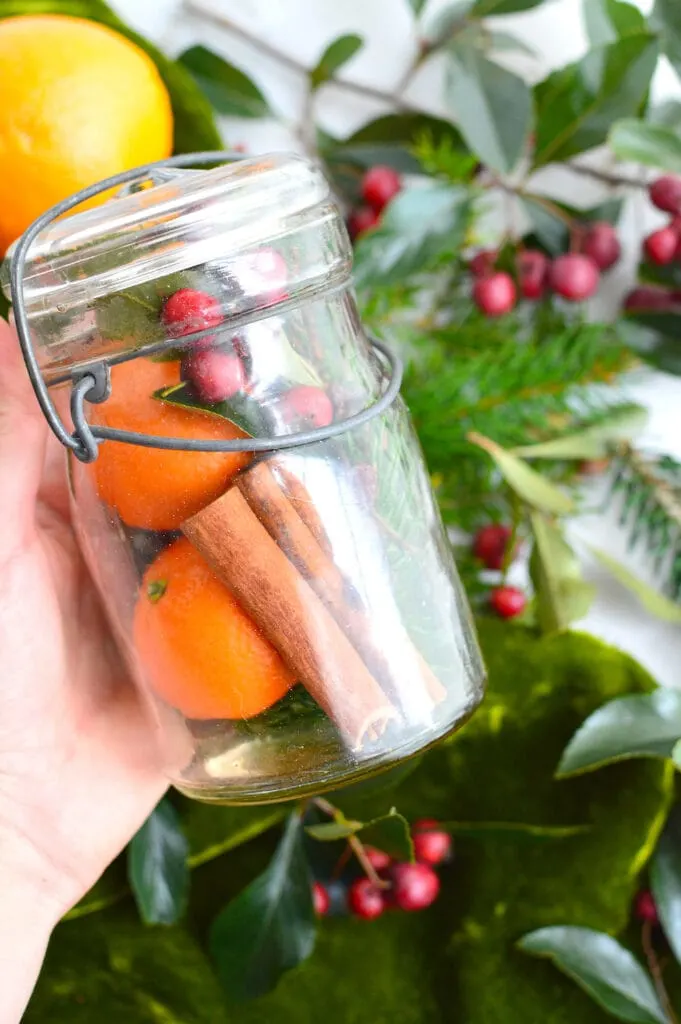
<box><xmin>641</xmin><ymin>920</ymin><xmax>679</xmax><ymax>1024</ymax></box>
<box><xmin>313</xmin><ymin>797</ymin><xmax>390</xmax><ymax>889</ymax></box>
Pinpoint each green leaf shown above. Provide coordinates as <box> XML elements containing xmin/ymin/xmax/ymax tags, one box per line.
<box><xmin>674</xmin><ymin>739</ymin><xmax>681</xmax><ymax>770</ymax></box>
<box><xmin>209</xmin><ymin>813</ymin><xmax>316</xmax><ymax>1003</ymax></box>
<box><xmin>423</xmin><ymin>1</ymin><xmax>475</xmax><ymax>49</ymax></box>
<box><xmin>128</xmin><ymin>798</ymin><xmax>189</xmax><ymax>926</ymax></box>
<box><xmin>468</xmin><ymin>432</ymin><xmax>575</xmax><ymax>514</ymax></box>
<box><xmin>471</xmin><ymin>0</ymin><xmax>548</xmax><ymax>13</ymax></box>
<box><xmin>590</xmin><ymin>548</ymin><xmax>681</xmax><ymax>623</ymax></box>
<box><xmin>408</xmin><ymin>0</ymin><xmax>428</xmax><ymax>14</ymax></box>
<box><xmin>651</xmin><ymin>805</ymin><xmax>681</xmax><ymax>966</ymax></box>
<box><xmin>446</xmin><ymin>46</ymin><xmax>532</xmax><ymax>173</ymax></box>
<box><xmin>310</xmin><ymin>34</ymin><xmax>363</xmax><ymax>89</ymax></box>
<box><xmin>530</xmin><ymin>512</ymin><xmax>596</xmax><ymax>633</ymax></box>
<box><xmin>534</xmin><ymin>34</ymin><xmax>659</xmax><ymax>167</ymax></box>
<box><xmin>652</xmin><ymin>0</ymin><xmax>681</xmax><ymax>81</ymax></box>
<box><xmin>512</xmin><ymin>403</ymin><xmax>648</xmax><ymax>458</ymax></box>
<box><xmin>0</xmin><ymin>0</ymin><xmax>221</xmax><ymax>153</ymax></box>
<box><xmin>327</xmin><ymin>113</ymin><xmax>466</xmax><ymax>175</ymax></box>
<box><xmin>306</xmin><ymin>809</ymin><xmax>414</xmax><ymax>861</ymax></box>
<box><xmin>584</xmin><ymin>0</ymin><xmax>647</xmax><ymax>46</ymax></box>
<box><xmin>353</xmin><ymin>180</ymin><xmax>470</xmax><ymax>287</ymax></box>
<box><xmin>305</xmin><ymin>819</ymin><xmax>364</xmax><ymax>841</ymax></box>
<box><xmin>441</xmin><ymin>820</ymin><xmax>589</xmax><ymax>840</ymax></box>
<box><xmin>487</xmin><ymin>30</ymin><xmax>538</xmax><ymax>57</ymax></box>
<box><xmin>178</xmin><ymin>46</ymin><xmax>269</xmax><ymax>118</ymax></box>
<box><xmin>519</xmin><ymin>927</ymin><xmax>669</xmax><ymax>1024</ymax></box>
<box><xmin>557</xmin><ymin>690</ymin><xmax>681</xmax><ymax>777</ymax></box>
<box><xmin>610</xmin><ymin>119</ymin><xmax>681</xmax><ymax>174</ymax></box>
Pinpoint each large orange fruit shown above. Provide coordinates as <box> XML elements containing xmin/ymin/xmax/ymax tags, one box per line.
<box><xmin>0</xmin><ymin>15</ymin><xmax>173</xmax><ymax>253</ymax></box>
<box><xmin>134</xmin><ymin>538</ymin><xmax>296</xmax><ymax>719</ymax></box>
<box><xmin>92</xmin><ymin>358</ymin><xmax>250</xmax><ymax>530</ymax></box>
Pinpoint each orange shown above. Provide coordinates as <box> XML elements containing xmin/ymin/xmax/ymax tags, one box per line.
<box><xmin>0</xmin><ymin>15</ymin><xmax>173</xmax><ymax>253</ymax></box>
<box><xmin>134</xmin><ymin>538</ymin><xmax>296</xmax><ymax>720</ymax></box>
<box><xmin>92</xmin><ymin>358</ymin><xmax>250</xmax><ymax>530</ymax></box>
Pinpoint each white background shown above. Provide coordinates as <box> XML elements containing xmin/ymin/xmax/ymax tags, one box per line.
<box><xmin>110</xmin><ymin>0</ymin><xmax>681</xmax><ymax>687</ymax></box>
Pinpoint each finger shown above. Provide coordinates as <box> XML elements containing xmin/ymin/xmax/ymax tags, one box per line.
<box><xmin>0</xmin><ymin>318</ymin><xmax>47</xmax><ymax>553</ymax></box>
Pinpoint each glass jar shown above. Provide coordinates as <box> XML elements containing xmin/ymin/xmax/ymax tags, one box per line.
<box><xmin>2</xmin><ymin>153</ymin><xmax>485</xmax><ymax>804</ymax></box>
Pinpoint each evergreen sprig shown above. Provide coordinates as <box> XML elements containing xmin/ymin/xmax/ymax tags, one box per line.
<box><xmin>612</xmin><ymin>444</ymin><xmax>681</xmax><ymax>600</ymax></box>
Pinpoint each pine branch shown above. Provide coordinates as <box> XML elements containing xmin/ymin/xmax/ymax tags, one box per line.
<box><xmin>612</xmin><ymin>444</ymin><xmax>681</xmax><ymax>600</ymax></box>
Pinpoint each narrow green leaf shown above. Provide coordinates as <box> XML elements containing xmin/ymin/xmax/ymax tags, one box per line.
<box><xmin>651</xmin><ymin>805</ymin><xmax>681</xmax><ymax>966</ymax></box>
<box><xmin>472</xmin><ymin>0</ymin><xmax>547</xmax><ymax>13</ymax></box>
<box><xmin>128</xmin><ymin>799</ymin><xmax>189</xmax><ymax>926</ymax></box>
<box><xmin>557</xmin><ymin>690</ymin><xmax>681</xmax><ymax>777</ymax></box>
<box><xmin>209</xmin><ymin>813</ymin><xmax>315</xmax><ymax>1003</ymax></box>
<box><xmin>610</xmin><ymin>119</ymin><xmax>681</xmax><ymax>174</ymax></box>
<box><xmin>584</xmin><ymin>0</ymin><xmax>647</xmax><ymax>46</ymax></box>
<box><xmin>673</xmin><ymin>738</ymin><xmax>681</xmax><ymax>770</ymax></box>
<box><xmin>519</xmin><ymin>927</ymin><xmax>669</xmax><ymax>1024</ymax></box>
<box><xmin>408</xmin><ymin>0</ymin><xmax>428</xmax><ymax>14</ymax></box>
<box><xmin>446</xmin><ymin>46</ymin><xmax>532</xmax><ymax>173</ymax></box>
<box><xmin>534</xmin><ymin>34</ymin><xmax>659</xmax><ymax>167</ymax></box>
<box><xmin>353</xmin><ymin>180</ymin><xmax>470</xmax><ymax>287</ymax></box>
<box><xmin>530</xmin><ymin>512</ymin><xmax>596</xmax><ymax>633</ymax></box>
<box><xmin>423</xmin><ymin>1</ymin><xmax>476</xmax><ymax>49</ymax></box>
<box><xmin>441</xmin><ymin>820</ymin><xmax>589</xmax><ymax>840</ymax></box>
<box><xmin>305</xmin><ymin>819</ymin><xmax>363</xmax><ymax>841</ymax></box>
<box><xmin>468</xmin><ymin>432</ymin><xmax>575</xmax><ymax>514</ymax></box>
<box><xmin>590</xmin><ymin>548</ymin><xmax>681</xmax><ymax>623</ymax></box>
<box><xmin>306</xmin><ymin>810</ymin><xmax>414</xmax><ymax>861</ymax></box>
<box><xmin>512</xmin><ymin>403</ymin><xmax>648</xmax><ymax>459</ymax></box>
<box><xmin>179</xmin><ymin>46</ymin><xmax>269</xmax><ymax>118</ymax></box>
<box><xmin>310</xmin><ymin>34</ymin><xmax>363</xmax><ymax>89</ymax></box>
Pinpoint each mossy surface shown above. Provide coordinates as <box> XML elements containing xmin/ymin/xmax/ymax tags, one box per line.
<box><xmin>27</xmin><ymin>621</ymin><xmax>673</xmax><ymax>1022</ymax></box>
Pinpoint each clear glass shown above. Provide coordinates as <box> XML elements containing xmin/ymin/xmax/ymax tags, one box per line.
<box><xmin>3</xmin><ymin>154</ymin><xmax>485</xmax><ymax>804</ymax></box>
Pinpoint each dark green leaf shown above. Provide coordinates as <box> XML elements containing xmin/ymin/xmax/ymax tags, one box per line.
<box><xmin>472</xmin><ymin>0</ymin><xmax>548</xmax><ymax>13</ymax></box>
<box><xmin>408</xmin><ymin>0</ymin><xmax>428</xmax><ymax>14</ymax></box>
<box><xmin>584</xmin><ymin>0</ymin><xmax>647</xmax><ymax>46</ymax></box>
<box><xmin>353</xmin><ymin>180</ymin><xmax>470</xmax><ymax>287</ymax></box>
<box><xmin>423</xmin><ymin>1</ymin><xmax>475</xmax><ymax>49</ymax></box>
<box><xmin>128</xmin><ymin>798</ymin><xmax>189</xmax><ymax>926</ymax></box>
<box><xmin>179</xmin><ymin>45</ymin><xmax>269</xmax><ymax>118</ymax></box>
<box><xmin>306</xmin><ymin>809</ymin><xmax>414</xmax><ymax>861</ymax></box>
<box><xmin>209</xmin><ymin>813</ymin><xmax>316</xmax><ymax>1003</ymax></box>
<box><xmin>651</xmin><ymin>805</ymin><xmax>681</xmax><ymax>966</ymax></box>
<box><xmin>652</xmin><ymin>0</ymin><xmax>681</xmax><ymax>80</ymax></box>
<box><xmin>326</xmin><ymin>113</ymin><xmax>466</xmax><ymax>175</ymax></box>
<box><xmin>442</xmin><ymin>820</ymin><xmax>589</xmax><ymax>840</ymax></box>
<box><xmin>468</xmin><ymin>432</ymin><xmax>575</xmax><ymax>514</ymax></box>
<box><xmin>557</xmin><ymin>690</ymin><xmax>681</xmax><ymax>777</ymax></box>
<box><xmin>513</xmin><ymin>403</ymin><xmax>648</xmax><ymax>458</ymax></box>
<box><xmin>310</xmin><ymin>34</ymin><xmax>363</xmax><ymax>89</ymax></box>
<box><xmin>610</xmin><ymin>119</ymin><xmax>681</xmax><ymax>173</ymax></box>
<box><xmin>446</xmin><ymin>46</ymin><xmax>532</xmax><ymax>173</ymax></box>
<box><xmin>520</xmin><ymin>197</ymin><xmax>570</xmax><ymax>255</ymax></box>
<box><xmin>590</xmin><ymin>548</ymin><xmax>681</xmax><ymax>623</ymax></box>
<box><xmin>182</xmin><ymin>803</ymin><xmax>287</xmax><ymax>867</ymax></box>
<box><xmin>519</xmin><ymin>927</ymin><xmax>669</xmax><ymax>1023</ymax></box>
<box><xmin>0</xmin><ymin>0</ymin><xmax>221</xmax><ymax>153</ymax></box>
<box><xmin>534</xmin><ymin>35</ymin><xmax>659</xmax><ymax>166</ymax></box>
<box><xmin>530</xmin><ymin>512</ymin><xmax>596</xmax><ymax>633</ymax></box>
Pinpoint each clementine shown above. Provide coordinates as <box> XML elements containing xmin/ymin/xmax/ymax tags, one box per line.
<box><xmin>0</xmin><ymin>15</ymin><xmax>173</xmax><ymax>253</ymax></box>
<box><xmin>91</xmin><ymin>358</ymin><xmax>250</xmax><ymax>530</ymax></box>
<box><xmin>134</xmin><ymin>538</ymin><xmax>296</xmax><ymax>719</ymax></box>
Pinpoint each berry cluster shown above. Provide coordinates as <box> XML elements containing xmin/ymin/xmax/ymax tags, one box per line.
<box><xmin>312</xmin><ymin>818</ymin><xmax>452</xmax><ymax>922</ymax></box>
<box><xmin>473</xmin><ymin>524</ymin><xmax>527</xmax><ymax>619</ymax></box>
<box><xmin>159</xmin><ymin>264</ymin><xmax>334</xmax><ymax>429</ymax></box>
<box><xmin>347</xmin><ymin>166</ymin><xmax>403</xmax><ymax>240</ymax></box>
<box><xmin>470</xmin><ymin>220</ymin><xmax>620</xmax><ymax>318</ymax></box>
<box><xmin>626</xmin><ymin>175</ymin><xmax>681</xmax><ymax>313</ymax></box>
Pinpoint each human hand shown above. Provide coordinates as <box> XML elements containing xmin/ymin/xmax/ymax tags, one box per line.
<box><xmin>0</xmin><ymin>317</ymin><xmax>166</xmax><ymax>1010</ymax></box>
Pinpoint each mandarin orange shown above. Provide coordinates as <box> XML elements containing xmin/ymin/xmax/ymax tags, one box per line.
<box><xmin>91</xmin><ymin>357</ymin><xmax>250</xmax><ymax>530</ymax></box>
<box><xmin>134</xmin><ymin>538</ymin><xmax>296</xmax><ymax>720</ymax></box>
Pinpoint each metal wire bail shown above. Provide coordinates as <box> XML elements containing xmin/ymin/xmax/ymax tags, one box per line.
<box><xmin>10</xmin><ymin>151</ymin><xmax>403</xmax><ymax>464</ymax></box>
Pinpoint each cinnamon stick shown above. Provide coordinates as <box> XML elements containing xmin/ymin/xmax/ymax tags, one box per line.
<box><xmin>182</xmin><ymin>488</ymin><xmax>398</xmax><ymax>750</ymax></box>
<box><xmin>238</xmin><ymin>460</ymin><xmax>447</xmax><ymax>715</ymax></box>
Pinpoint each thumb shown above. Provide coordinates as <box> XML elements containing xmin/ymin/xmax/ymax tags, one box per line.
<box><xmin>0</xmin><ymin>317</ymin><xmax>47</xmax><ymax>554</ymax></box>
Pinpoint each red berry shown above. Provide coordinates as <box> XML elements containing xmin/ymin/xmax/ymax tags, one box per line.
<box><xmin>516</xmin><ymin>250</ymin><xmax>550</xmax><ymax>300</ymax></box>
<box><xmin>162</xmin><ymin>288</ymin><xmax>223</xmax><ymax>341</ymax></box>
<box><xmin>624</xmin><ymin>285</ymin><xmax>675</xmax><ymax>312</ymax></box>
<box><xmin>391</xmin><ymin>862</ymin><xmax>440</xmax><ymax>912</ymax></box>
<box><xmin>183</xmin><ymin>349</ymin><xmax>245</xmax><ymax>404</ymax></box>
<box><xmin>412</xmin><ymin>820</ymin><xmax>452</xmax><ymax>866</ymax></box>
<box><xmin>550</xmin><ymin>254</ymin><xmax>600</xmax><ymax>301</ymax></box>
<box><xmin>312</xmin><ymin>882</ymin><xmax>330</xmax><ymax>916</ymax></box>
<box><xmin>634</xmin><ymin>889</ymin><xmax>659</xmax><ymax>926</ymax></box>
<box><xmin>362</xmin><ymin>166</ymin><xmax>402</xmax><ymax>213</ymax></box>
<box><xmin>473</xmin><ymin>524</ymin><xmax>512</xmax><ymax>571</ymax></box>
<box><xmin>365</xmin><ymin>846</ymin><xmax>392</xmax><ymax>872</ymax></box>
<box><xmin>583</xmin><ymin>222</ymin><xmax>621</xmax><ymax>271</ymax></box>
<box><xmin>280</xmin><ymin>385</ymin><xmax>334</xmax><ymax>429</ymax></box>
<box><xmin>490</xmin><ymin>586</ymin><xmax>526</xmax><ymax>619</ymax></box>
<box><xmin>469</xmin><ymin>249</ymin><xmax>498</xmax><ymax>277</ymax></box>
<box><xmin>650</xmin><ymin>175</ymin><xmax>681</xmax><ymax>215</ymax></box>
<box><xmin>247</xmin><ymin>247</ymin><xmax>288</xmax><ymax>302</ymax></box>
<box><xmin>473</xmin><ymin>272</ymin><xmax>517</xmax><ymax>317</ymax></box>
<box><xmin>348</xmin><ymin>206</ymin><xmax>380</xmax><ymax>240</ymax></box>
<box><xmin>579</xmin><ymin>458</ymin><xmax>610</xmax><ymax>476</ymax></box>
<box><xmin>348</xmin><ymin>877</ymin><xmax>386</xmax><ymax>920</ymax></box>
<box><xmin>645</xmin><ymin>227</ymin><xmax>678</xmax><ymax>266</ymax></box>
